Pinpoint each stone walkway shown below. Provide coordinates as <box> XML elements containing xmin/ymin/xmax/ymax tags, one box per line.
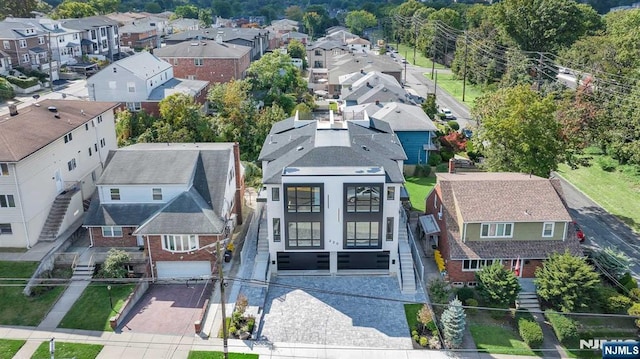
<box><xmin>259</xmin><ymin>276</ymin><xmax>426</xmax><ymax>349</ymax></box>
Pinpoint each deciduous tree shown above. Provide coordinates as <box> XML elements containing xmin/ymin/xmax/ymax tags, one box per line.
<box><xmin>345</xmin><ymin>10</ymin><xmax>377</xmax><ymax>36</ymax></box>
<box><xmin>535</xmin><ymin>251</ymin><xmax>601</xmax><ymax>312</ymax></box>
<box><xmin>52</xmin><ymin>0</ymin><xmax>97</xmax><ymax>19</ymax></box>
<box><xmin>285</xmin><ymin>5</ymin><xmax>303</xmax><ymax>21</ymax></box>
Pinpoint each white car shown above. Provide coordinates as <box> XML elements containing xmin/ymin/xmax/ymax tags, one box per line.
<box><xmin>441</xmin><ymin>108</ymin><xmax>454</xmax><ymax>119</ymax></box>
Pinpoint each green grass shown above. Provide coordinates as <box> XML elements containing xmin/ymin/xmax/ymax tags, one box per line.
<box><xmin>557</xmin><ymin>159</ymin><xmax>640</xmax><ymax>233</ymax></box>
<box><xmin>561</xmin><ymin>315</ymin><xmax>638</xmax><ymax>359</ymax></box>
<box><xmin>0</xmin><ymin>261</ymin><xmax>66</xmax><ymax>326</ymax></box>
<box><xmin>469</xmin><ymin>324</ymin><xmax>537</xmax><ymax>356</ymax></box>
<box><xmin>434</xmin><ymin>72</ymin><xmax>484</xmax><ymax>105</ymax></box>
<box><xmin>396</xmin><ymin>43</ymin><xmax>446</xmax><ymax>70</ymax></box>
<box><xmin>404</xmin><ymin>176</ymin><xmax>437</xmax><ymax>212</ymax></box>
<box><xmin>0</xmin><ymin>339</ymin><xmax>26</xmax><ymax>357</ymax></box>
<box><xmin>31</xmin><ymin>341</ymin><xmax>103</xmax><ymax>359</ymax></box>
<box><xmin>404</xmin><ymin>303</ymin><xmax>422</xmax><ymax>332</ymax></box>
<box><xmin>188</xmin><ymin>352</ymin><xmax>259</xmax><ymax>359</ymax></box>
<box><xmin>58</xmin><ymin>283</ymin><xmax>134</xmax><ymax>331</ymax></box>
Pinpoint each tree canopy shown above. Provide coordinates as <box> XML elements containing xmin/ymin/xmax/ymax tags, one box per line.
<box><xmin>476</xmin><ymin>261</ymin><xmax>521</xmax><ymax>308</ymax></box>
<box><xmin>344</xmin><ymin>10</ymin><xmax>377</xmax><ymax>36</ymax></box>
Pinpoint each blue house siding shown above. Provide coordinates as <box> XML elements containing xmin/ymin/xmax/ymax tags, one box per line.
<box><xmin>396</xmin><ymin>131</ymin><xmax>432</xmax><ymax>165</ymax></box>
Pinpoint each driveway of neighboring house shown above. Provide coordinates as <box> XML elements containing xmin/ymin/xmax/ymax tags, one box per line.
<box><xmin>257</xmin><ymin>276</ymin><xmax>426</xmax><ymax>349</ymax></box>
<box><xmin>119</xmin><ymin>282</ymin><xmax>212</xmax><ymax>336</ymax></box>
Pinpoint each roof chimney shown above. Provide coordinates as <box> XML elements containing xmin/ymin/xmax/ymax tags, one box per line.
<box><xmin>448</xmin><ymin>158</ymin><xmax>455</xmax><ymax>174</ymax></box>
<box><xmin>216</xmin><ymin>31</ymin><xmax>223</xmax><ymax>44</ymax></box>
<box><xmin>8</xmin><ymin>103</ymin><xmax>18</xmax><ymax>116</ymax></box>
<box><xmin>375</xmin><ymin>99</ymin><xmax>379</xmax><ymax>105</ymax></box>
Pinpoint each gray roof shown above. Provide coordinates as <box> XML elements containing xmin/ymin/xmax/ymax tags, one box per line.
<box><xmin>258</xmin><ymin>118</ymin><xmax>406</xmax><ymax>184</ymax></box>
<box><xmin>84</xmin><ymin>143</ymin><xmax>235</xmax><ymax>235</ymax></box>
<box><xmin>165</xmin><ymin>27</ymin><xmax>268</xmax><ymax>43</ymax></box>
<box><xmin>329</xmin><ymin>54</ymin><xmax>402</xmax><ymax>84</ymax></box>
<box><xmin>61</xmin><ymin>16</ymin><xmax>119</xmax><ymax>30</ymax></box>
<box><xmin>307</xmin><ymin>39</ymin><xmax>348</xmax><ymax>51</ymax></box>
<box><xmin>345</xmin><ymin>102</ymin><xmax>437</xmax><ymax>132</ymax></box>
<box><xmin>153</xmin><ymin>40</ymin><xmax>251</xmax><ymax>58</ymax></box>
<box><xmin>147</xmin><ymin>77</ymin><xmax>208</xmax><ymax>101</ymax></box>
<box><xmin>134</xmin><ymin>188</ymin><xmax>225</xmax><ymax>235</ymax></box>
<box><xmin>0</xmin><ymin>22</ymin><xmax>45</xmax><ymax>39</ymax></box>
<box><xmin>111</xmin><ymin>51</ymin><xmax>171</xmax><ymax>79</ymax></box>
<box><xmin>98</xmin><ymin>149</ymin><xmax>200</xmax><ymax>185</ymax></box>
<box><xmin>119</xmin><ymin>20</ymin><xmax>156</xmax><ymax>33</ymax></box>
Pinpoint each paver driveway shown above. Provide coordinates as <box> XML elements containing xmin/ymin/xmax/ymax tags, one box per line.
<box><xmin>258</xmin><ymin>276</ymin><xmax>426</xmax><ymax>349</ymax></box>
<box><xmin>119</xmin><ymin>282</ymin><xmax>212</xmax><ymax>335</ymax></box>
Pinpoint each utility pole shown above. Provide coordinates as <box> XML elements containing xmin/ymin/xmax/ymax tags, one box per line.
<box><xmin>462</xmin><ymin>34</ymin><xmax>469</xmax><ymax>102</ymax></box>
<box><xmin>217</xmin><ymin>240</ymin><xmax>229</xmax><ymax>359</ymax></box>
<box><xmin>434</xmin><ymin>70</ymin><xmax>438</xmax><ymax>98</ymax></box>
<box><xmin>404</xmin><ymin>50</ymin><xmax>408</xmax><ymax>85</ymax></box>
<box><xmin>47</xmin><ymin>32</ymin><xmax>53</xmax><ymax>91</ymax></box>
<box><xmin>413</xmin><ymin>17</ymin><xmax>418</xmax><ymax>65</ymax></box>
<box><xmin>430</xmin><ymin>24</ymin><xmax>437</xmax><ymax>80</ymax></box>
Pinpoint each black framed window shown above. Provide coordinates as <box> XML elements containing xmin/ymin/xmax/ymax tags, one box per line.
<box><xmin>286</xmin><ymin>186</ymin><xmax>321</xmax><ymax>213</ymax></box>
<box><xmin>346</xmin><ymin>185</ymin><xmax>380</xmax><ymax>213</ymax></box>
<box><xmin>272</xmin><ymin>187</ymin><xmax>280</xmax><ymax>201</ymax></box>
<box><xmin>387</xmin><ymin>186</ymin><xmax>395</xmax><ymax>200</ymax></box>
<box><xmin>345</xmin><ymin>221</ymin><xmax>380</xmax><ymax>248</ymax></box>
<box><xmin>386</xmin><ymin>217</ymin><xmax>394</xmax><ymax>241</ymax></box>
<box><xmin>273</xmin><ymin>218</ymin><xmax>281</xmax><ymax>242</ymax></box>
<box><xmin>287</xmin><ymin>221</ymin><xmax>321</xmax><ymax>247</ymax></box>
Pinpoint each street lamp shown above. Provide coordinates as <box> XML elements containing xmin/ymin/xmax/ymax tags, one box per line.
<box><xmin>107</xmin><ymin>285</ymin><xmax>114</xmax><ymax>312</ymax></box>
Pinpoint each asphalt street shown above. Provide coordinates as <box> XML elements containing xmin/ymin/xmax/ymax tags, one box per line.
<box><xmin>553</xmin><ymin>174</ymin><xmax>640</xmax><ymax>280</ymax></box>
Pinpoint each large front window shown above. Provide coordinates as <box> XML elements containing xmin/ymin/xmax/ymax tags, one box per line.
<box><xmin>162</xmin><ymin>234</ymin><xmax>198</xmax><ymax>252</ymax></box>
<box><xmin>346</xmin><ymin>185</ymin><xmax>380</xmax><ymax>213</ymax></box>
<box><xmin>287</xmin><ymin>222</ymin><xmax>321</xmax><ymax>247</ymax></box>
<box><xmin>102</xmin><ymin>226</ymin><xmax>123</xmax><ymax>237</ymax></box>
<box><xmin>480</xmin><ymin>223</ymin><xmax>513</xmax><ymax>238</ymax></box>
<box><xmin>462</xmin><ymin>259</ymin><xmax>497</xmax><ymax>271</ymax></box>
<box><xmin>286</xmin><ymin>186</ymin><xmax>321</xmax><ymax>213</ymax></box>
<box><xmin>346</xmin><ymin>221</ymin><xmax>379</xmax><ymax>248</ymax></box>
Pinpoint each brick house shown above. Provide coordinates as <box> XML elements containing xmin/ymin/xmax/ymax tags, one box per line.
<box><xmin>86</xmin><ymin>51</ymin><xmax>209</xmax><ymax>116</ymax></box>
<box><xmin>118</xmin><ymin>20</ymin><xmax>158</xmax><ymax>50</ymax></box>
<box><xmin>153</xmin><ymin>40</ymin><xmax>251</xmax><ymax>84</ymax></box>
<box><xmin>83</xmin><ymin>143</ymin><xmax>244</xmax><ymax>280</ymax></box>
<box><xmin>0</xmin><ymin>21</ymin><xmax>57</xmax><ymax>76</ymax></box>
<box><xmin>424</xmin><ymin>169</ymin><xmax>582</xmax><ymax>286</ymax></box>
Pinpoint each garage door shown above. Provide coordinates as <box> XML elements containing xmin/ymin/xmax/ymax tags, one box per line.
<box><xmin>338</xmin><ymin>251</ymin><xmax>390</xmax><ymax>270</ymax></box>
<box><xmin>277</xmin><ymin>252</ymin><xmax>330</xmax><ymax>270</ymax></box>
<box><xmin>156</xmin><ymin>261</ymin><xmax>212</xmax><ymax>279</ymax></box>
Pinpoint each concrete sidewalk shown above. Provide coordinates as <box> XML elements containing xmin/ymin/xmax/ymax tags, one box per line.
<box><xmin>1</xmin><ymin>325</ymin><xmax>550</xmax><ymax>359</ymax></box>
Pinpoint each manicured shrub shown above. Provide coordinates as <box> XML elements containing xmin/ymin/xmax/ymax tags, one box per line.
<box><xmin>435</xmin><ymin>163</ymin><xmax>449</xmax><ymax>173</ymax></box>
<box><xmin>5</xmin><ymin>75</ymin><xmax>39</xmax><ymax>88</ymax></box>
<box><xmin>412</xmin><ymin>334</ymin><xmax>420</xmax><ymax>343</ymax></box>
<box><xmin>428</xmin><ymin>153</ymin><xmax>442</xmax><ymax>166</ymax></box>
<box><xmin>447</xmin><ymin>121</ymin><xmax>460</xmax><ymax>131</ymax></box>
<box><xmin>419</xmin><ymin>336</ymin><xmax>428</xmax><ymax>347</ymax></box>
<box><xmin>628</xmin><ymin>288</ymin><xmax>640</xmax><ymax>302</ymax></box>
<box><xmin>545</xmin><ymin>310</ymin><xmax>578</xmax><ymax>344</ymax></box>
<box><xmin>620</xmin><ymin>272</ymin><xmax>639</xmax><ymax>291</ymax></box>
<box><xmin>628</xmin><ymin>303</ymin><xmax>640</xmax><ymax>329</ymax></box>
<box><xmin>411</xmin><ymin>330</ymin><xmax>418</xmax><ymax>337</ymax></box>
<box><xmin>606</xmin><ymin>295</ymin><xmax>633</xmax><ymax>314</ymax></box>
<box><xmin>0</xmin><ymin>77</ymin><xmax>14</xmax><ymax>100</ymax></box>
<box><xmin>456</xmin><ymin>286</ymin><xmax>475</xmax><ymax>303</ymax></box>
<box><xmin>440</xmin><ymin>150</ymin><xmax>454</xmax><ymax>162</ymax></box>
<box><xmin>597</xmin><ymin>156</ymin><xmax>617</xmax><ymax>172</ymax></box>
<box><xmin>429</xmin><ymin>335</ymin><xmax>442</xmax><ymax>349</ymax></box>
<box><xmin>414</xmin><ymin>164</ymin><xmax>431</xmax><ymax>177</ymax></box>
<box><xmin>464</xmin><ymin>298</ymin><xmax>478</xmax><ymax>314</ymax></box>
<box><xmin>518</xmin><ymin>318</ymin><xmax>544</xmax><ymax>348</ymax></box>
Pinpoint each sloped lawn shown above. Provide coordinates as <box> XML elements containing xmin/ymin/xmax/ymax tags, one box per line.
<box><xmin>405</xmin><ymin>176</ymin><xmax>436</xmax><ymax>212</ymax></box>
<box><xmin>467</xmin><ymin>310</ymin><xmax>538</xmax><ymax>356</ymax></box>
<box><xmin>0</xmin><ymin>261</ymin><xmax>66</xmax><ymax>326</ymax></box>
<box><xmin>31</xmin><ymin>341</ymin><xmax>103</xmax><ymax>359</ymax></box>
<box><xmin>0</xmin><ymin>339</ymin><xmax>26</xmax><ymax>357</ymax></box>
<box><xmin>58</xmin><ymin>283</ymin><xmax>134</xmax><ymax>331</ymax></box>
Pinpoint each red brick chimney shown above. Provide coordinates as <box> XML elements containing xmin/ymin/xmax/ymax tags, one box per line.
<box><xmin>448</xmin><ymin>158</ymin><xmax>455</xmax><ymax>174</ymax></box>
<box><xmin>233</xmin><ymin>142</ymin><xmax>244</xmax><ymax>225</ymax></box>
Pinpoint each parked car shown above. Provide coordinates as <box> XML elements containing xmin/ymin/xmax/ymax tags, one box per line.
<box><xmin>573</xmin><ymin>221</ymin><xmax>585</xmax><ymax>242</ymax></box>
<box><xmin>441</xmin><ymin>108</ymin><xmax>454</xmax><ymax>120</ymax></box>
<box><xmin>348</xmin><ymin>187</ymin><xmax>380</xmax><ymax>202</ymax></box>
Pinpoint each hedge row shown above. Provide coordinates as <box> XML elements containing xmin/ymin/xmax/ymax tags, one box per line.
<box><xmin>515</xmin><ymin>309</ymin><xmax>543</xmax><ymax>348</ymax></box>
<box><xmin>4</xmin><ymin>75</ymin><xmax>39</xmax><ymax>89</ymax></box>
<box><xmin>545</xmin><ymin>310</ymin><xmax>578</xmax><ymax>344</ymax></box>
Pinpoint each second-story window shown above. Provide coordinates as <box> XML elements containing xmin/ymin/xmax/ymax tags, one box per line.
<box><xmin>0</xmin><ymin>163</ymin><xmax>9</xmax><ymax>176</ymax></box>
<box><xmin>67</xmin><ymin>158</ymin><xmax>76</xmax><ymax>171</ymax></box>
<box><xmin>194</xmin><ymin>58</ymin><xmax>203</xmax><ymax>66</ymax></box>
<box><xmin>39</xmin><ymin>37</ymin><xmax>45</xmax><ymax>44</ymax></box>
<box><xmin>91</xmin><ymin>29</ymin><xmax>97</xmax><ymax>39</ymax></box>
<box><xmin>127</xmin><ymin>82</ymin><xmax>135</xmax><ymax>92</ymax></box>
<box><xmin>0</xmin><ymin>194</ymin><xmax>15</xmax><ymax>208</ymax></box>
<box><xmin>542</xmin><ymin>222</ymin><xmax>555</xmax><ymax>237</ymax></box>
<box><xmin>387</xmin><ymin>186</ymin><xmax>395</xmax><ymax>201</ymax></box>
<box><xmin>19</xmin><ymin>40</ymin><xmax>27</xmax><ymax>48</ymax></box>
<box><xmin>152</xmin><ymin>188</ymin><xmax>162</xmax><ymax>200</ymax></box>
<box><xmin>273</xmin><ymin>218</ymin><xmax>281</xmax><ymax>242</ymax></box>
<box><xmin>480</xmin><ymin>223</ymin><xmax>513</xmax><ymax>238</ymax></box>
<box><xmin>110</xmin><ymin>188</ymin><xmax>120</xmax><ymax>200</ymax></box>
<box><xmin>102</xmin><ymin>226</ymin><xmax>123</xmax><ymax>237</ymax></box>
<box><xmin>286</xmin><ymin>186</ymin><xmax>321</xmax><ymax>213</ymax></box>
<box><xmin>64</xmin><ymin>132</ymin><xmax>72</xmax><ymax>143</ymax></box>
<box><xmin>2</xmin><ymin>41</ymin><xmax>9</xmax><ymax>49</ymax></box>
<box><xmin>272</xmin><ymin>187</ymin><xmax>280</xmax><ymax>201</ymax></box>
<box><xmin>22</xmin><ymin>54</ymin><xmax>30</xmax><ymax>63</ymax></box>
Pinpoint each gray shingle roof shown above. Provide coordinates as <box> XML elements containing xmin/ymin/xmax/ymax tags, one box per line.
<box><xmin>345</xmin><ymin>102</ymin><xmax>437</xmax><ymax>132</ymax></box>
<box><xmin>147</xmin><ymin>77</ymin><xmax>209</xmax><ymax>101</ymax></box>
<box><xmin>259</xmin><ymin>118</ymin><xmax>406</xmax><ymax>184</ymax></box>
<box><xmin>84</xmin><ymin>196</ymin><xmax>164</xmax><ymax>226</ymax></box>
<box><xmin>153</xmin><ymin>40</ymin><xmax>251</xmax><ymax>58</ymax></box>
<box><xmin>61</xmin><ymin>16</ymin><xmax>119</xmax><ymax>30</ymax></box>
<box><xmin>98</xmin><ymin>149</ymin><xmax>199</xmax><ymax>185</ymax></box>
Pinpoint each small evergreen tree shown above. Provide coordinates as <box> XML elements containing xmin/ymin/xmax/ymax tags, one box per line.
<box><xmin>98</xmin><ymin>248</ymin><xmax>130</xmax><ymax>279</ymax></box>
<box><xmin>476</xmin><ymin>261</ymin><xmax>521</xmax><ymax>308</ymax></box>
<box><xmin>441</xmin><ymin>297</ymin><xmax>466</xmax><ymax>348</ymax></box>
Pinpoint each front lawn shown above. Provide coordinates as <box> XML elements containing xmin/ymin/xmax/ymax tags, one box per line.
<box><xmin>0</xmin><ymin>261</ymin><xmax>66</xmax><ymax>326</ymax></box>
<box><xmin>31</xmin><ymin>341</ymin><xmax>103</xmax><ymax>359</ymax></box>
<box><xmin>404</xmin><ymin>303</ymin><xmax>422</xmax><ymax>333</ymax></box>
<box><xmin>405</xmin><ymin>176</ymin><xmax>437</xmax><ymax>212</ymax></box>
<box><xmin>562</xmin><ymin>315</ymin><xmax>638</xmax><ymax>359</ymax></box>
<box><xmin>58</xmin><ymin>283</ymin><xmax>134</xmax><ymax>331</ymax></box>
<box><xmin>0</xmin><ymin>339</ymin><xmax>26</xmax><ymax>357</ymax></box>
<box><xmin>188</xmin><ymin>351</ymin><xmax>259</xmax><ymax>359</ymax></box>
<box><xmin>469</xmin><ymin>324</ymin><xmax>537</xmax><ymax>356</ymax></box>
<box><xmin>557</xmin><ymin>160</ymin><xmax>640</xmax><ymax>232</ymax></box>
<box><xmin>434</xmin><ymin>72</ymin><xmax>484</xmax><ymax>106</ymax></box>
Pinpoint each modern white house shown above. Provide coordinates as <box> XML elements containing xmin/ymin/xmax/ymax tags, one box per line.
<box><xmin>0</xmin><ymin>100</ymin><xmax>118</xmax><ymax>248</ymax></box>
<box><xmin>83</xmin><ymin>143</ymin><xmax>245</xmax><ymax>279</ymax></box>
<box><xmin>258</xmin><ymin>111</ymin><xmax>418</xmax><ymax>292</ymax></box>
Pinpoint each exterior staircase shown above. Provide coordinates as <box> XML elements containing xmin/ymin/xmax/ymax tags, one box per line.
<box><xmin>398</xmin><ymin>220</ymin><xmax>417</xmax><ymax>294</ymax></box>
<box><xmin>38</xmin><ymin>189</ymin><xmax>78</xmax><ymax>241</ymax></box>
<box><xmin>251</xmin><ymin>209</ymin><xmax>270</xmax><ymax>283</ymax></box>
<box><xmin>517</xmin><ymin>291</ymin><xmax>541</xmax><ymax>313</ymax></box>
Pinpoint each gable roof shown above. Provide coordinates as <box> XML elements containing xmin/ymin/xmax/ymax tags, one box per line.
<box><xmin>147</xmin><ymin>77</ymin><xmax>209</xmax><ymax>101</ymax></box>
<box><xmin>345</xmin><ymin>102</ymin><xmax>437</xmax><ymax>132</ymax></box>
<box><xmin>153</xmin><ymin>40</ymin><xmax>251</xmax><ymax>58</ymax></box>
<box><xmin>84</xmin><ymin>143</ymin><xmax>235</xmax><ymax>234</ymax></box>
<box><xmin>108</xmin><ymin>51</ymin><xmax>171</xmax><ymax>80</ymax></box>
<box><xmin>329</xmin><ymin>55</ymin><xmax>402</xmax><ymax>84</ymax></box>
<box><xmin>0</xmin><ymin>100</ymin><xmax>118</xmax><ymax>162</ymax></box>
<box><xmin>435</xmin><ymin>172</ymin><xmax>581</xmax><ymax>260</ymax></box>
<box><xmin>258</xmin><ymin>116</ymin><xmax>406</xmax><ymax>184</ymax></box>
<box><xmin>61</xmin><ymin>16</ymin><xmax>119</xmax><ymax>30</ymax></box>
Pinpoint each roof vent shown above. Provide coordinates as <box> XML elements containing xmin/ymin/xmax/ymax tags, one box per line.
<box><xmin>54</xmin><ymin>114</ymin><xmax>61</xmax><ymax>119</ymax></box>
<box><xmin>296</xmin><ymin>146</ymin><xmax>304</xmax><ymax>151</ymax></box>
<box><xmin>47</xmin><ymin>106</ymin><xmax>57</xmax><ymax>112</ymax></box>
<box><xmin>361</xmin><ymin>145</ymin><xmax>369</xmax><ymax>151</ymax></box>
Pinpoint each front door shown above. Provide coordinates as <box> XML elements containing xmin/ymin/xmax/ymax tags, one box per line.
<box><xmin>54</xmin><ymin>169</ymin><xmax>63</xmax><ymax>193</ymax></box>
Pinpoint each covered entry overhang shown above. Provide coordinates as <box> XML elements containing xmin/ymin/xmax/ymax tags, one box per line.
<box><xmin>417</xmin><ymin>214</ymin><xmax>440</xmax><ymax>247</ymax></box>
